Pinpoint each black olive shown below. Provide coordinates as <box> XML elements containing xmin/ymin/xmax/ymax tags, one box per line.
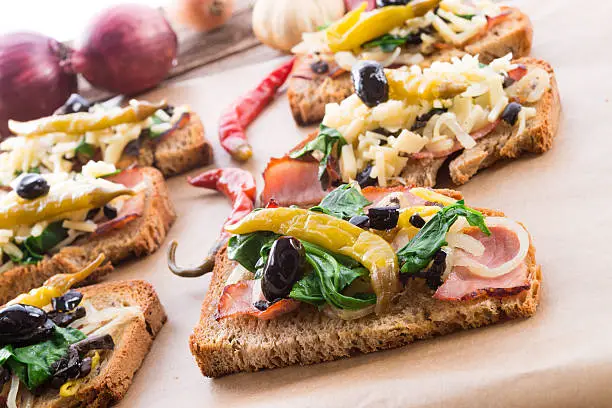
<box><xmin>16</xmin><ymin>173</ymin><xmax>50</xmax><ymax>200</ymax></box>
<box><xmin>0</xmin><ymin>304</ymin><xmax>47</xmax><ymax>336</ymax></box>
<box><xmin>123</xmin><ymin>139</ymin><xmax>141</xmax><ymax>157</ymax></box>
<box><xmin>501</xmin><ymin>102</ymin><xmax>522</xmax><ymax>126</ymax></box>
<box><xmin>52</xmin><ymin>290</ymin><xmax>83</xmax><ymax>312</ymax></box>
<box><xmin>71</xmin><ymin>334</ymin><xmax>115</xmax><ymax>355</ymax></box>
<box><xmin>410</xmin><ymin>108</ymin><xmax>447</xmax><ymax>131</ymax></box>
<box><xmin>86</xmin><ymin>208</ymin><xmax>100</xmax><ymax>220</ymax></box>
<box><xmin>79</xmin><ymin>356</ymin><xmax>93</xmax><ymax>378</ymax></box>
<box><xmin>55</xmin><ymin>94</ymin><xmax>91</xmax><ymax>115</ymax></box>
<box><xmin>261</xmin><ymin>237</ymin><xmax>306</xmax><ymax>301</ymax></box>
<box><xmin>163</xmin><ymin>106</ymin><xmax>175</xmax><ymax>117</ymax></box>
<box><xmin>253</xmin><ymin>300</ymin><xmax>269</xmax><ymax>311</ymax></box>
<box><xmin>351</xmin><ymin>61</ymin><xmax>389</xmax><ymax>108</ymax></box>
<box><xmin>0</xmin><ymin>319</ymin><xmax>55</xmax><ymax>347</ymax></box>
<box><xmin>368</xmin><ymin>205</ymin><xmax>400</xmax><ymax>230</ymax></box>
<box><xmin>48</xmin><ymin>307</ymin><xmax>86</xmax><ymax>327</ymax></box>
<box><xmin>376</xmin><ymin>0</ymin><xmax>412</xmax><ymax>7</ymax></box>
<box><xmin>409</xmin><ymin>213</ymin><xmax>426</xmax><ymax>228</ymax></box>
<box><xmin>51</xmin><ymin>347</ymin><xmax>82</xmax><ymax>388</ymax></box>
<box><xmin>349</xmin><ymin>215</ymin><xmax>370</xmax><ymax>229</ymax></box>
<box><xmin>502</xmin><ymin>75</ymin><xmax>515</xmax><ymax>88</ymax></box>
<box><xmin>356</xmin><ymin>164</ymin><xmax>377</xmax><ymax>188</ymax></box>
<box><xmin>103</xmin><ymin>205</ymin><xmax>118</xmax><ymax>220</ymax></box>
<box><xmin>423</xmin><ymin>250</ymin><xmax>447</xmax><ymax>290</ymax></box>
<box><xmin>310</xmin><ymin>60</ymin><xmax>329</xmax><ymax>74</ymax></box>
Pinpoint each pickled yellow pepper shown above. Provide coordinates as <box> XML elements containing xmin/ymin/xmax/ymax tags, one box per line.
<box><xmin>9</xmin><ymin>100</ymin><xmax>167</xmax><ymax>137</ymax></box>
<box><xmin>0</xmin><ymin>180</ymin><xmax>135</xmax><ymax>229</ymax></box>
<box><xmin>326</xmin><ymin>0</ymin><xmax>441</xmax><ymax>53</ymax></box>
<box><xmin>8</xmin><ymin>254</ymin><xmax>106</xmax><ymax>308</ymax></box>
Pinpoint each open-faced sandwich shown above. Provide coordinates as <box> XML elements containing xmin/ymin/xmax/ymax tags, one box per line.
<box><xmin>188</xmin><ymin>183</ymin><xmax>540</xmax><ymax>377</ymax></box>
<box><xmin>289</xmin><ymin>0</ymin><xmax>533</xmax><ymax>125</ymax></box>
<box><xmin>1</xmin><ymin>94</ymin><xmax>212</xmax><ymax>181</ymax></box>
<box><xmin>0</xmin><ymin>161</ymin><xmax>175</xmax><ymax>305</ymax></box>
<box><xmin>264</xmin><ymin>54</ymin><xmax>560</xmax><ymax>206</ymax></box>
<box><xmin>0</xmin><ymin>255</ymin><xmax>166</xmax><ymax>407</ymax></box>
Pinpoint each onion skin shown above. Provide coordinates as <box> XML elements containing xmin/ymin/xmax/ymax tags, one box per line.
<box><xmin>0</xmin><ymin>32</ymin><xmax>77</xmax><ymax>137</ymax></box>
<box><xmin>173</xmin><ymin>0</ymin><xmax>234</xmax><ymax>33</ymax></box>
<box><xmin>70</xmin><ymin>4</ymin><xmax>178</xmax><ymax>95</ymax></box>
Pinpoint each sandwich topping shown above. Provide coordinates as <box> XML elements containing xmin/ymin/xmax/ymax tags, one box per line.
<box><xmin>0</xmin><ymin>95</ymin><xmax>190</xmax><ymax>187</ymax></box>
<box><xmin>290</xmin><ymin>54</ymin><xmax>550</xmax><ymax>188</ymax></box>
<box><xmin>0</xmin><ymin>162</ymin><xmax>142</xmax><ymax>272</ymax></box>
<box><xmin>292</xmin><ymin>0</ymin><xmax>510</xmax><ymax>73</ymax></box>
<box><xmin>0</xmin><ymin>256</ymin><xmax>145</xmax><ymax>406</ymax></box>
<box><xmin>217</xmin><ymin>184</ymin><xmax>532</xmax><ymax>321</ymax></box>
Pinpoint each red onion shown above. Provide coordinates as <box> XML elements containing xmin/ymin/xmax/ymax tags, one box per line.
<box><xmin>0</xmin><ymin>32</ymin><xmax>77</xmax><ymax>137</ymax></box>
<box><xmin>69</xmin><ymin>4</ymin><xmax>178</xmax><ymax>95</ymax></box>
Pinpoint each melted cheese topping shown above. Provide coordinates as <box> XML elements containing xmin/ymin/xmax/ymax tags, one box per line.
<box><xmin>293</xmin><ymin>0</ymin><xmax>503</xmax><ymax>68</ymax></box>
<box><xmin>324</xmin><ymin>54</ymin><xmax>550</xmax><ymax>187</ymax></box>
<box><xmin>0</xmin><ymin>104</ymin><xmax>189</xmax><ymax>187</ymax></box>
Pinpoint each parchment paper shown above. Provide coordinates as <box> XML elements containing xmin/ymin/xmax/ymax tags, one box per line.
<box><xmin>110</xmin><ymin>1</ymin><xmax>612</xmax><ymax>406</ymax></box>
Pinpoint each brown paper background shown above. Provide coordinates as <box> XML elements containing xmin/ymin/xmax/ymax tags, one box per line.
<box><xmin>109</xmin><ymin>1</ymin><xmax>612</xmax><ymax>406</ymax></box>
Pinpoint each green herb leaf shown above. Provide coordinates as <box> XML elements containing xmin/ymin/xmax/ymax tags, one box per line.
<box><xmin>1</xmin><ymin>325</ymin><xmax>85</xmax><ymax>390</ymax></box>
<box><xmin>310</xmin><ymin>184</ymin><xmax>371</xmax><ymax>220</ymax></box>
<box><xmin>17</xmin><ymin>221</ymin><xmax>68</xmax><ymax>265</ymax></box>
<box><xmin>397</xmin><ymin>200</ymin><xmax>490</xmax><ymax>275</ymax></box>
<box><xmin>294</xmin><ymin>241</ymin><xmax>376</xmax><ymax>310</ymax></box>
<box><xmin>317</xmin><ymin>22</ymin><xmax>331</xmax><ymax>31</ymax></box>
<box><xmin>362</xmin><ymin>34</ymin><xmax>409</xmax><ymax>52</ymax></box>
<box><xmin>75</xmin><ymin>137</ymin><xmax>96</xmax><ymax>158</ymax></box>
<box><xmin>14</xmin><ymin>167</ymin><xmax>40</xmax><ymax>177</ymax></box>
<box><xmin>457</xmin><ymin>13</ymin><xmax>475</xmax><ymax>20</ymax></box>
<box><xmin>147</xmin><ymin>115</ymin><xmax>167</xmax><ymax>139</ymax></box>
<box><xmin>289</xmin><ymin>124</ymin><xmax>346</xmax><ymax>187</ymax></box>
<box><xmin>227</xmin><ymin>232</ymin><xmax>281</xmax><ymax>272</ymax></box>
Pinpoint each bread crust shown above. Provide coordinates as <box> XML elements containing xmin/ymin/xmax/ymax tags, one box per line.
<box><xmin>288</xmin><ymin>7</ymin><xmax>533</xmax><ymax>126</ymax></box>
<box><xmin>120</xmin><ymin>113</ymin><xmax>213</xmax><ymax>177</ymax></box>
<box><xmin>23</xmin><ymin>280</ymin><xmax>167</xmax><ymax>408</ymax></box>
<box><xmin>189</xmin><ymin>190</ymin><xmax>541</xmax><ymax>377</ymax></box>
<box><xmin>0</xmin><ymin>167</ymin><xmax>176</xmax><ymax>305</ymax></box>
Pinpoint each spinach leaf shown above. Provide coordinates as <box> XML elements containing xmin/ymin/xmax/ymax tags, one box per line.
<box><xmin>18</xmin><ymin>222</ymin><xmax>68</xmax><ymax>265</ymax></box>
<box><xmin>457</xmin><ymin>13</ymin><xmax>475</xmax><ymax>20</ymax></box>
<box><xmin>0</xmin><ymin>326</ymin><xmax>85</xmax><ymax>390</ymax></box>
<box><xmin>227</xmin><ymin>232</ymin><xmax>280</xmax><ymax>272</ymax></box>
<box><xmin>397</xmin><ymin>200</ymin><xmax>490</xmax><ymax>275</ymax></box>
<box><xmin>291</xmin><ymin>241</ymin><xmax>375</xmax><ymax>310</ymax></box>
<box><xmin>14</xmin><ymin>167</ymin><xmax>40</xmax><ymax>177</ymax></box>
<box><xmin>289</xmin><ymin>124</ymin><xmax>346</xmax><ymax>187</ymax></box>
<box><xmin>147</xmin><ymin>115</ymin><xmax>166</xmax><ymax>139</ymax></box>
<box><xmin>75</xmin><ymin>137</ymin><xmax>96</xmax><ymax>158</ymax></box>
<box><xmin>253</xmin><ymin>238</ymin><xmax>278</xmax><ymax>279</ymax></box>
<box><xmin>363</xmin><ymin>34</ymin><xmax>410</xmax><ymax>52</ymax></box>
<box><xmin>310</xmin><ymin>184</ymin><xmax>371</xmax><ymax>220</ymax></box>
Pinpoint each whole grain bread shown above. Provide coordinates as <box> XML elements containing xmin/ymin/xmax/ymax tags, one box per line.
<box><xmin>17</xmin><ymin>280</ymin><xmax>167</xmax><ymax>408</ymax></box>
<box><xmin>189</xmin><ymin>189</ymin><xmax>541</xmax><ymax>377</ymax></box>
<box><xmin>0</xmin><ymin>167</ymin><xmax>176</xmax><ymax>305</ymax></box>
<box><xmin>288</xmin><ymin>7</ymin><xmax>533</xmax><ymax>125</ymax></box>
<box><xmin>118</xmin><ymin>113</ymin><xmax>213</xmax><ymax>177</ymax></box>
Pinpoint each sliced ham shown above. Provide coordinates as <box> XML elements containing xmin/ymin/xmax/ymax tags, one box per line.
<box><xmin>434</xmin><ymin>225</ymin><xmax>530</xmax><ymax>301</ymax></box>
<box><xmin>215</xmin><ymin>279</ymin><xmax>301</xmax><ymax>321</ymax></box>
<box><xmin>94</xmin><ymin>168</ymin><xmax>146</xmax><ymax>236</ymax></box>
<box><xmin>412</xmin><ymin>119</ymin><xmax>501</xmax><ymax>160</ymax></box>
<box><xmin>262</xmin><ymin>157</ymin><xmax>328</xmax><ymax>207</ymax></box>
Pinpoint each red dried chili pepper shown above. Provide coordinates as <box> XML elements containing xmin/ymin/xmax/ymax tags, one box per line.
<box><xmin>218</xmin><ymin>57</ymin><xmax>296</xmax><ymax>162</ymax></box>
<box><xmin>167</xmin><ymin>168</ymin><xmax>256</xmax><ymax>277</ymax></box>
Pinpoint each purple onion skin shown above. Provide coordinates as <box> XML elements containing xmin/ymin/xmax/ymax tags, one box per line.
<box><xmin>71</xmin><ymin>4</ymin><xmax>178</xmax><ymax>95</ymax></box>
<box><xmin>0</xmin><ymin>32</ymin><xmax>77</xmax><ymax>137</ymax></box>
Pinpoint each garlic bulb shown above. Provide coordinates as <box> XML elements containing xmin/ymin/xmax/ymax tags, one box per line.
<box><xmin>252</xmin><ymin>0</ymin><xmax>345</xmax><ymax>52</ymax></box>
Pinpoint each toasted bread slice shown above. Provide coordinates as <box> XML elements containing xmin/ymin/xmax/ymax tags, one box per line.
<box><xmin>189</xmin><ymin>190</ymin><xmax>541</xmax><ymax>377</ymax></box>
<box><xmin>288</xmin><ymin>7</ymin><xmax>533</xmax><ymax>126</ymax></box>
<box><xmin>0</xmin><ymin>167</ymin><xmax>176</xmax><ymax>305</ymax></box>
<box><xmin>119</xmin><ymin>113</ymin><xmax>213</xmax><ymax>177</ymax></box>
<box><xmin>13</xmin><ymin>280</ymin><xmax>167</xmax><ymax>408</ymax></box>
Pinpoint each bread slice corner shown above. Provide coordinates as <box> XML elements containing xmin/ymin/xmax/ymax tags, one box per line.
<box><xmin>29</xmin><ymin>280</ymin><xmax>167</xmax><ymax>407</ymax></box>
<box><xmin>0</xmin><ymin>167</ymin><xmax>176</xmax><ymax>305</ymax></box>
<box><xmin>189</xmin><ymin>190</ymin><xmax>541</xmax><ymax>378</ymax></box>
